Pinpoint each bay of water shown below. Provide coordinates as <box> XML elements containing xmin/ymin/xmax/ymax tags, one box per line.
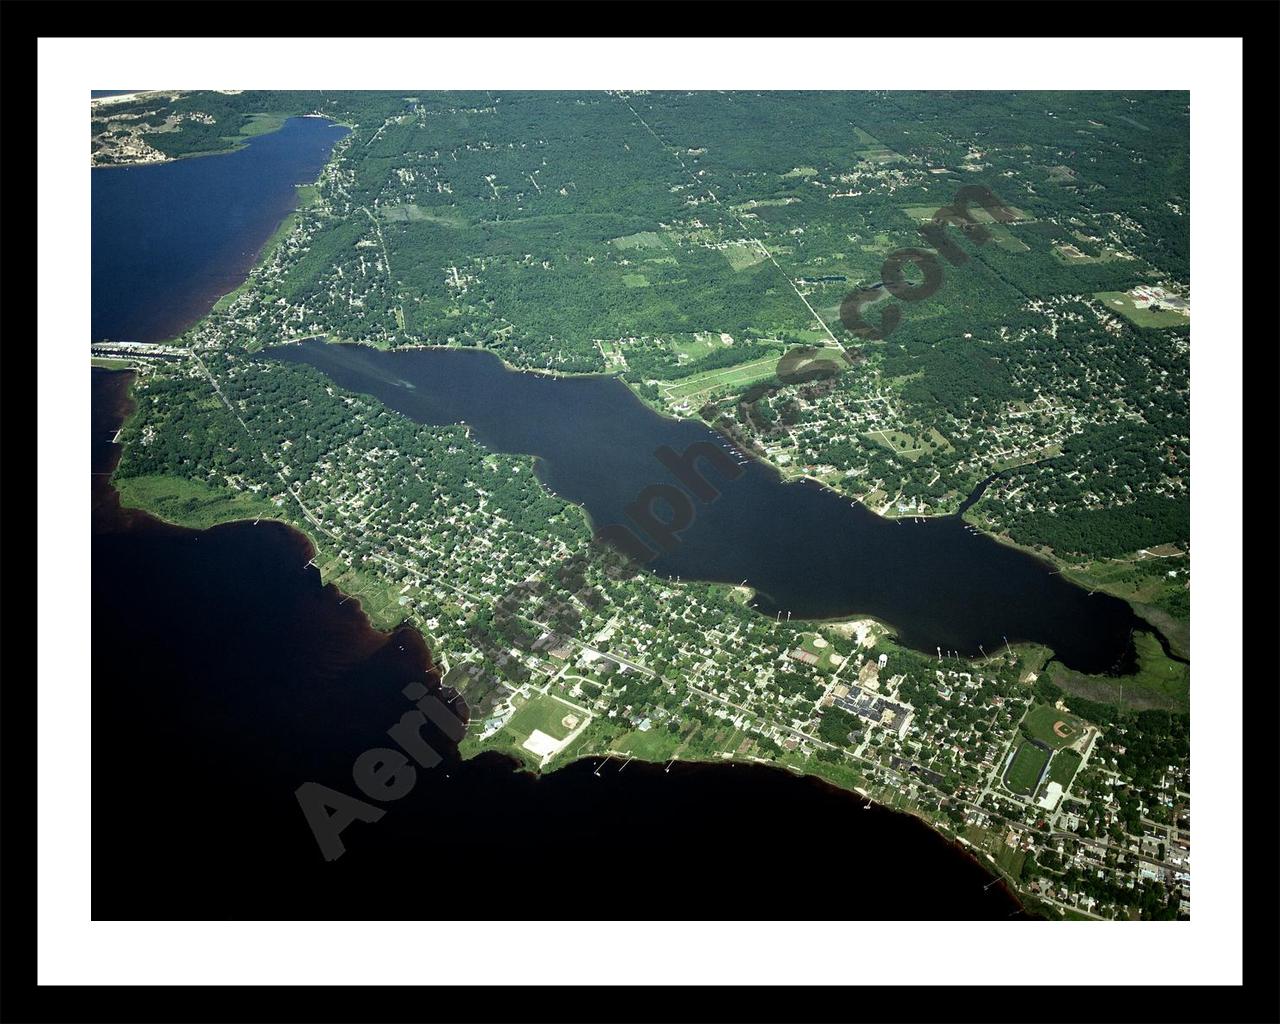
<box><xmin>91</xmin><ymin>369</ymin><xmax>1026</xmax><ymax>920</ymax></box>
<box><xmin>91</xmin><ymin>116</ymin><xmax>347</xmax><ymax>344</ymax></box>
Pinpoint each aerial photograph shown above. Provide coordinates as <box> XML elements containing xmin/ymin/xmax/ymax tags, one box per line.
<box><xmin>90</xmin><ymin>87</ymin><xmax>1191</xmax><ymax>924</ymax></box>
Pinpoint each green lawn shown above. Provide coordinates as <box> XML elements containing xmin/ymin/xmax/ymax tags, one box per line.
<box><xmin>993</xmin><ymin>840</ymin><xmax>1027</xmax><ymax>881</ymax></box>
<box><xmin>863</xmin><ymin>427</ymin><xmax>936</xmax><ymax>462</ymax></box>
<box><xmin>671</xmin><ymin>333</ymin><xmax>728</xmax><ymax>362</ymax></box>
<box><xmin>983</xmin><ymin>222</ymin><xmax>1031</xmax><ymax>252</ymax></box>
<box><xmin>1046</xmin><ymin>749</ymin><xmax>1083</xmax><ymax>789</ymax></box>
<box><xmin>471</xmin><ymin>692</ymin><xmax>589</xmax><ymax>771</ymax></box>
<box><xmin>236</xmin><ymin>112</ymin><xmax>290</xmax><ymax>140</ymax></box>
<box><xmin>902</xmin><ymin>203</ymin><xmax>1031</xmax><ymax>225</ymax></box>
<box><xmin>313</xmin><ymin>554</ymin><xmax>413</xmax><ymax>633</ymax></box>
<box><xmin>1054</xmin><ymin>239</ymin><xmax>1127</xmax><ymax>265</ymax></box>
<box><xmin>607</xmin><ymin>724</ymin><xmax>682</xmax><ymax>760</ymax></box>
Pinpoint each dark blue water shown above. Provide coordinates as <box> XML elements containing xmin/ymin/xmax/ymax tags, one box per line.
<box><xmin>91</xmin><ymin>116</ymin><xmax>347</xmax><ymax>344</ymax></box>
<box><xmin>91</xmin><ymin>368</ymin><xmax>1026</xmax><ymax>920</ymax></box>
<box><xmin>269</xmin><ymin>342</ymin><xmax>1148</xmax><ymax>675</ymax></box>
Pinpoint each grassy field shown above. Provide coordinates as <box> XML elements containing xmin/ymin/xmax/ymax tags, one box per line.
<box><xmin>1095</xmin><ymin>291</ymin><xmax>1190</xmax><ymax>328</ymax></box>
<box><xmin>1046</xmin><ymin>749</ymin><xmax>1083</xmax><ymax>789</ymax></box>
<box><xmin>778</xmin><ymin>748</ymin><xmax>864</xmax><ymax>794</ymax></box>
<box><xmin>546</xmin><ymin>715</ymin><xmax>694</xmax><ymax>769</ymax></box>
<box><xmin>1049</xmin><ymin>631</ymin><xmax>1189</xmax><ymax>713</ymax></box>
<box><xmin>965</xmin><ymin>825</ymin><xmax>1028</xmax><ymax>883</ymax></box>
<box><xmin>722</xmin><ymin>241</ymin><xmax>768</xmax><ymax>271</ymax></box>
<box><xmin>606</xmin><ymin>724</ymin><xmax>682</xmax><ymax>760</ymax></box>
<box><xmin>167</xmin><ymin>110</ymin><xmax>293</xmax><ymax>160</ymax></box>
<box><xmin>861</xmin><ymin>426</ymin><xmax>944</xmax><ymax>462</ymax></box>
<box><xmin>237</xmin><ymin>112</ymin><xmax>290</xmax><ymax>141</ymax></box>
<box><xmin>671</xmin><ymin>333</ymin><xmax>730</xmax><ymax>362</ymax></box>
<box><xmin>112</xmin><ymin>474</ymin><xmax>419</xmax><ymax>634</ymax></box>
<box><xmin>1059</xmin><ymin>549</ymin><xmax>1188</xmax><ymax>604</ymax></box>
<box><xmin>847</xmin><ymin>127</ymin><xmax>904</xmax><ymax>164</ymax></box>
<box><xmin>295</xmin><ymin>184</ymin><xmax>320</xmax><ymax>208</ymax></box>
<box><xmin>610</xmin><ymin>230</ymin><xmax>668</xmax><ymax>251</ymax></box>
<box><xmin>1132</xmin><ymin>603</ymin><xmax>1189</xmax><ymax>662</ymax></box>
<box><xmin>982</xmin><ymin>221</ymin><xmax>1031</xmax><ymax>252</ymax></box>
<box><xmin>1003</xmin><ymin>740</ymin><xmax>1050</xmax><ymax>796</ymax></box>
<box><xmin>993</xmin><ymin>840</ymin><xmax>1027</xmax><ymax>881</ymax></box>
<box><xmin>987</xmin><ymin>543</ymin><xmax>1189</xmax><ymax>660</ymax></box>
<box><xmin>114</xmin><ymin>474</ymin><xmax>278</xmax><ymax>531</ymax></box>
<box><xmin>1021</xmin><ymin>703</ymin><xmax>1087</xmax><ymax>750</ymax></box>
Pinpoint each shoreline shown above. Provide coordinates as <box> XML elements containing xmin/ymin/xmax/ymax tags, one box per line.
<box><xmin>94</xmin><ymin>117</ymin><xmax>349</xmax><ymax>346</ymax></box>
<box><xmin>466</xmin><ymin>741</ymin><xmax>1035</xmax><ymax>918</ymax></box>
<box><xmin>101</xmin><ymin>369</ymin><xmax>1031</xmax><ymax>917</ymax></box>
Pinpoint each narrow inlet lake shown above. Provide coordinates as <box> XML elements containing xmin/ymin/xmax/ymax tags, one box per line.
<box><xmin>268</xmin><ymin>341</ymin><xmax>1149</xmax><ymax>675</ymax></box>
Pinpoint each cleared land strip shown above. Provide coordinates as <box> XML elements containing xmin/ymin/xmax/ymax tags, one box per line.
<box><xmin>614</xmin><ymin>93</ymin><xmax>849</xmax><ymax>356</ymax></box>
<box><xmin>658</xmin><ymin>355</ymin><xmax>783</xmax><ymax>402</ymax></box>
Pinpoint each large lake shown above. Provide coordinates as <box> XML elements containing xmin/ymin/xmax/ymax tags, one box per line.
<box><xmin>91</xmin><ymin>115</ymin><xmax>347</xmax><ymax>344</ymax></box>
<box><xmin>270</xmin><ymin>341</ymin><xmax>1151</xmax><ymax>675</ymax></box>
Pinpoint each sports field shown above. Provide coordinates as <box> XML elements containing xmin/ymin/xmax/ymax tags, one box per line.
<box><xmin>502</xmin><ymin>693</ymin><xmax>584</xmax><ymax>744</ymax></box>
<box><xmin>1021</xmin><ymin>703</ymin><xmax>1087</xmax><ymax>750</ymax></box>
<box><xmin>1003</xmin><ymin>740</ymin><xmax>1051</xmax><ymax>796</ymax></box>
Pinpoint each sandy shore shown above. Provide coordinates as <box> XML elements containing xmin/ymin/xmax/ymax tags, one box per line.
<box><xmin>91</xmin><ymin>91</ymin><xmax>162</xmax><ymax>108</ymax></box>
